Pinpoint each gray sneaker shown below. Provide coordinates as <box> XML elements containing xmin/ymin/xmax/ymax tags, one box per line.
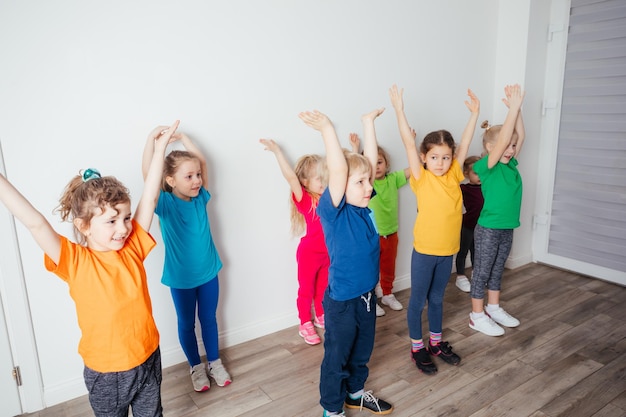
<box><xmin>209</xmin><ymin>358</ymin><xmax>232</xmax><ymax>387</ymax></box>
<box><xmin>191</xmin><ymin>363</ymin><xmax>210</xmax><ymax>392</ymax></box>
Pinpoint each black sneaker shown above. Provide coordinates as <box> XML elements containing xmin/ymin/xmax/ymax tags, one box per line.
<box><xmin>345</xmin><ymin>391</ymin><xmax>393</xmax><ymax>415</ymax></box>
<box><xmin>411</xmin><ymin>347</ymin><xmax>437</xmax><ymax>375</ymax></box>
<box><xmin>428</xmin><ymin>340</ymin><xmax>461</xmax><ymax>366</ymax></box>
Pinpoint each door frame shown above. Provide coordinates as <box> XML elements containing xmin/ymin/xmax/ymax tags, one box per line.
<box><xmin>0</xmin><ymin>141</ymin><xmax>45</xmax><ymax>413</ymax></box>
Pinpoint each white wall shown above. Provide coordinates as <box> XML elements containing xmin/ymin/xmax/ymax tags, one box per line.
<box><xmin>0</xmin><ymin>0</ymin><xmax>541</xmax><ymax>410</ymax></box>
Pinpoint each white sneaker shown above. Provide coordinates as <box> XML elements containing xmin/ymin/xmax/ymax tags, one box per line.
<box><xmin>455</xmin><ymin>276</ymin><xmax>471</xmax><ymax>292</ymax></box>
<box><xmin>375</xmin><ymin>303</ymin><xmax>386</xmax><ymax>317</ymax></box>
<box><xmin>486</xmin><ymin>307</ymin><xmax>520</xmax><ymax>328</ymax></box>
<box><xmin>191</xmin><ymin>363</ymin><xmax>210</xmax><ymax>392</ymax></box>
<box><xmin>469</xmin><ymin>313</ymin><xmax>504</xmax><ymax>336</ymax></box>
<box><xmin>208</xmin><ymin>358</ymin><xmax>232</xmax><ymax>387</ymax></box>
<box><xmin>381</xmin><ymin>294</ymin><xmax>403</xmax><ymax>311</ymax></box>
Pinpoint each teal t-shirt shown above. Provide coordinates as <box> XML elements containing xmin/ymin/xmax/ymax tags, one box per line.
<box><xmin>369</xmin><ymin>170</ymin><xmax>408</xmax><ymax>236</ymax></box>
<box><xmin>474</xmin><ymin>156</ymin><xmax>522</xmax><ymax>229</ymax></box>
<box><xmin>155</xmin><ymin>188</ymin><xmax>222</xmax><ymax>289</ymax></box>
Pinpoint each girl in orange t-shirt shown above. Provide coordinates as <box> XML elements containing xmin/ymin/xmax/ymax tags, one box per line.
<box><xmin>0</xmin><ymin>121</ymin><xmax>179</xmax><ymax>417</ymax></box>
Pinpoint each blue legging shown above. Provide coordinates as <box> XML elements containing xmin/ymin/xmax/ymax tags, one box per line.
<box><xmin>407</xmin><ymin>250</ymin><xmax>452</xmax><ymax>340</ymax></box>
<box><xmin>170</xmin><ymin>277</ymin><xmax>220</xmax><ymax>366</ymax></box>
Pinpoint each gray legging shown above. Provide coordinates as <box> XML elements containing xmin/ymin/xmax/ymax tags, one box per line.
<box><xmin>470</xmin><ymin>225</ymin><xmax>513</xmax><ymax>300</ymax></box>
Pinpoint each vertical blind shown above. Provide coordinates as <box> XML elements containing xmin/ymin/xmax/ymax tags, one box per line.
<box><xmin>548</xmin><ymin>0</ymin><xmax>626</xmax><ymax>273</ymax></box>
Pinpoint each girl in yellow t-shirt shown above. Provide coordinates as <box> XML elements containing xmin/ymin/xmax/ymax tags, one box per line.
<box><xmin>0</xmin><ymin>121</ymin><xmax>179</xmax><ymax>417</ymax></box>
<box><xmin>389</xmin><ymin>85</ymin><xmax>479</xmax><ymax>376</ymax></box>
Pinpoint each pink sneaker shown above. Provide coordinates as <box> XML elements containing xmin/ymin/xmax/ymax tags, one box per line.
<box><xmin>314</xmin><ymin>314</ymin><xmax>325</xmax><ymax>329</ymax></box>
<box><xmin>298</xmin><ymin>322</ymin><xmax>321</xmax><ymax>345</ymax></box>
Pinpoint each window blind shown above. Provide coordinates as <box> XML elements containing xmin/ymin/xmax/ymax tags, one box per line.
<box><xmin>547</xmin><ymin>0</ymin><xmax>626</xmax><ymax>273</ymax></box>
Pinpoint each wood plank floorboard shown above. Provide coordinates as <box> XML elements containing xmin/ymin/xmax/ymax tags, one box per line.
<box><xmin>18</xmin><ymin>263</ymin><xmax>626</xmax><ymax>417</ymax></box>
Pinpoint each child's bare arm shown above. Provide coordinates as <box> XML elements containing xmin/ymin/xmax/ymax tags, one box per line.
<box><xmin>389</xmin><ymin>85</ymin><xmax>422</xmax><ymax>180</ymax></box>
<box><xmin>349</xmin><ymin>133</ymin><xmax>361</xmax><ymax>154</ymax></box>
<box><xmin>259</xmin><ymin>138</ymin><xmax>303</xmax><ymax>201</ymax></box>
<box><xmin>141</xmin><ymin>125</ymin><xmax>170</xmax><ymax>180</ymax></box>
<box><xmin>175</xmin><ymin>133</ymin><xmax>210</xmax><ymax>189</ymax></box>
<box><xmin>513</xmin><ymin>112</ymin><xmax>526</xmax><ymax>157</ymax></box>
<box><xmin>299</xmin><ymin>110</ymin><xmax>346</xmax><ymax>207</ymax></box>
<box><xmin>361</xmin><ymin>108</ymin><xmax>385</xmax><ymax>184</ymax></box>
<box><xmin>488</xmin><ymin>85</ymin><xmax>524</xmax><ymax>168</ymax></box>
<box><xmin>135</xmin><ymin>120</ymin><xmax>179</xmax><ymax>231</ymax></box>
<box><xmin>0</xmin><ymin>174</ymin><xmax>61</xmax><ymax>264</ymax></box>
<box><xmin>456</xmin><ymin>89</ymin><xmax>480</xmax><ymax>167</ymax></box>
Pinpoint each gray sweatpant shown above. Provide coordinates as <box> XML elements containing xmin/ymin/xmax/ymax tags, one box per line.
<box><xmin>470</xmin><ymin>225</ymin><xmax>513</xmax><ymax>300</ymax></box>
<box><xmin>83</xmin><ymin>347</ymin><xmax>163</xmax><ymax>417</ymax></box>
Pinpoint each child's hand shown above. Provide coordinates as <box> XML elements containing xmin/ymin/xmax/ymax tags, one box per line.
<box><xmin>299</xmin><ymin>110</ymin><xmax>332</xmax><ymax>132</ymax></box>
<box><xmin>155</xmin><ymin>120</ymin><xmax>180</xmax><ymax>148</ymax></box>
<box><xmin>502</xmin><ymin>84</ymin><xmax>525</xmax><ymax>109</ymax></box>
<box><xmin>389</xmin><ymin>85</ymin><xmax>404</xmax><ymax>111</ymax></box>
<box><xmin>349</xmin><ymin>133</ymin><xmax>360</xmax><ymax>152</ymax></box>
<box><xmin>410</xmin><ymin>127</ymin><xmax>417</xmax><ymax>140</ymax></box>
<box><xmin>362</xmin><ymin>107</ymin><xmax>385</xmax><ymax>122</ymax></box>
<box><xmin>464</xmin><ymin>89</ymin><xmax>480</xmax><ymax>114</ymax></box>
<box><xmin>259</xmin><ymin>138</ymin><xmax>280</xmax><ymax>153</ymax></box>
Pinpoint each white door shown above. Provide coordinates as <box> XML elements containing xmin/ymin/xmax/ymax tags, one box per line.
<box><xmin>534</xmin><ymin>0</ymin><xmax>626</xmax><ymax>286</ymax></box>
<box><xmin>0</xmin><ymin>279</ymin><xmax>22</xmax><ymax>417</ymax></box>
<box><xmin>0</xmin><ymin>142</ymin><xmax>43</xmax><ymax>414</ymax></box>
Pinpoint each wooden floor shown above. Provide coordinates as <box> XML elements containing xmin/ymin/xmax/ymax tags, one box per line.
<box><xmin>20</xmin><ymin>263</ymin><xmax>626</xmax><ymax>417</ymax></box>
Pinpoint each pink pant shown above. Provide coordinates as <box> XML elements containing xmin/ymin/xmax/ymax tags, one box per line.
<box><xmin>379</xmin><ymin>232</ymin><xmax>399</xmax><ymax>295</ymax></box>
<box><xmin>296</xmin><ymin>248</ymin><xmax>329</xmax><ymax>324</ymax></box>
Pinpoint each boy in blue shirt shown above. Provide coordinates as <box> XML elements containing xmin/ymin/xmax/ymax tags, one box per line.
<box><xmin>299</xmin><ymin>108</ymin><xmax>393</xmax><ymax>416</ymax></box>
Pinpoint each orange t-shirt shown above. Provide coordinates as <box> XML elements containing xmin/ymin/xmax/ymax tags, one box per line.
<box><xmin>44</xmin><ymin>220</ymin><xmax>159</xmax><ymax>372</ymax></box>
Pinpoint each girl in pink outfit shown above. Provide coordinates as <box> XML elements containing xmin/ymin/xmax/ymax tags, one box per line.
<box><xmin>260</xmin><ymin>139</ymin><xmax>329</xmax><ymax>345</ymax></box>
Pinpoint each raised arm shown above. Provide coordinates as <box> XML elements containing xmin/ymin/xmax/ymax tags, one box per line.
<box><xmin>299</xmin><ymin>111</ymin><xmax>345</xmax><ymax>207</ymax></box>
<box><xmin>361</xmin><ymin>108</ymin><xmax>385</xmax><ymax>184</ymax></box>
<box><xmin>175</xmin><ymin>133</ymin><xmax>209</xmax><ymax>189</ymax></box>
<box><xmin>488</xmin><ymin>84</ymin><xmax>525</xmax><ymax>168</ymax></box>
<box><xmin>135</xmin><ymin>120</ymin><xmax>179</xmax><ymax>231</ymax></box>
<box><xmin>0</xmin><ymin>174</ymin><xmax>61</xmax><ymax>263</ymax></box>
<box><xmin>141</xmin><ymin>125</ymin><xmax>170</xmax><ymax>180</ymax></box>
<box><xmin>259</xmin><ymin>138</ymin><xmax>303</xmax><ymax>201</ymax></box>
<box><xmin>389</xmin><ymin>85</ymin><xmax>422</xmax><ymax>180</ymax></box>
<box><xmin>513</xmin><ymin>112</ymin><xmax>526</xmax><ymax>157</ymax></box>
<box><xmin>349</xmin><ymin>133</ymin><xmax>361</xmax><ymax>154</ymax></box>
<box><xmin>456</xmin><ymin>89</ymin><xmax>480</xmax><ymax>167</ymax></box>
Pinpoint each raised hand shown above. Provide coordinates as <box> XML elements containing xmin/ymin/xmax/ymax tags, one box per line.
<box><xmin>299</xmin><ymin>110</ymin><xmax>332</xmax><ymax>132</ymax></box>
<box><xmin>259</xmin><ymin>138</ymin><xmax>280</xmax><ymax>153</ymax></box>
<box><xmin>362</xmin><ymin>107</ymin><xmax>385</xmax><ymax>122</ymax></box>
<box><xmin>389</xmin><ymin>84</ymin><xmax>404</xmax><ymax>111</ymax></box>
<box><xmin>464</xmin><ymin>89</ymin><xmax>480</xmax><ymax>114</ymax></box>
<box><xmin>502</xmin><ymin>84</ymin><xmax>525</xmax><ymax>109</ymax></box>
<box><xmin>349</xmin><ymin>133</ymin><xmax>361</xmax><ymax>153</ymax></box>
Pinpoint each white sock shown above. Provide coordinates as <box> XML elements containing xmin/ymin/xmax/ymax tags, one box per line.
<box><xmin>486</xmin><ymin>304</ymin><xmax>500</xmax><ymax>313</ymax></box>
<box><xmin>471</xmin><ymin>311</ymin><xmax>485</xmax><ymax>320</ymax></box>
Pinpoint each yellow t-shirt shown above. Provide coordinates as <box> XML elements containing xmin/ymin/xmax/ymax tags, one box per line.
<box><xmin>44</xmin><ymin>220</ymin><xmax>159</xmax><ymax>372</ymax></box>
<box><xmin>410</xmin><ymin>160</ymin><xmax>464</xmax><ymax>256</ymax></box>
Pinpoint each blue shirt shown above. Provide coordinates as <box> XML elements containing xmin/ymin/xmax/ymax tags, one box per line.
<box><xmin>316</xmin><ymin>188</ymin><xmax>379</xmax><ymax>301</ymax></box>
<box><xmin>155</xmin><ymin>188</ymin><xmax>222</xmax><ymax>289</ymax></box>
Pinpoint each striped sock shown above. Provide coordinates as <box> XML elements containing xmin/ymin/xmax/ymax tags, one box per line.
<box><xmin>411</xmin><ymin>339</ymin><xmax>424</xmax><ymax>352</ymax></box>
<box><xmin>430</xmin><ymin>332</ymin><xmax>442</xmax><ymax>346</ymax></box>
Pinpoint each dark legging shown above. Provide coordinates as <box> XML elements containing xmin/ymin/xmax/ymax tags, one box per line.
<box><xmin>455</xmin><ymin>226</ymin><xmax>475</xmax><ymax>275</ymax></box>
<box><xmin>470</xmin><ymin>225</ymin><xmax>513</xmax><ymax>300</ymax></box>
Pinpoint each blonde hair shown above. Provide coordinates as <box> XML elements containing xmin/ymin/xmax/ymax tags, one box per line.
<box><xmin>290</xmin><ymin>154</ymin><xmax>325</xmax><ymax>236</ymax></box>
<box><xmin>481</xmin><ymin>120</ymin><xmax>518</xmax><ymax>153</ymax></box>
<box><xmin>162</xmin><ymin>150</ymin><xmax>201</xmax><ymax>192</ymax></box>
<box><xmin>56</xmin><ymin>173</ymin><xmax>131</xmax><ymax>245</ymax></box>
<box><xmin>345</xmin><ymin>149</ymin><xmax>373</xmax><ymax>178</ymax></box>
